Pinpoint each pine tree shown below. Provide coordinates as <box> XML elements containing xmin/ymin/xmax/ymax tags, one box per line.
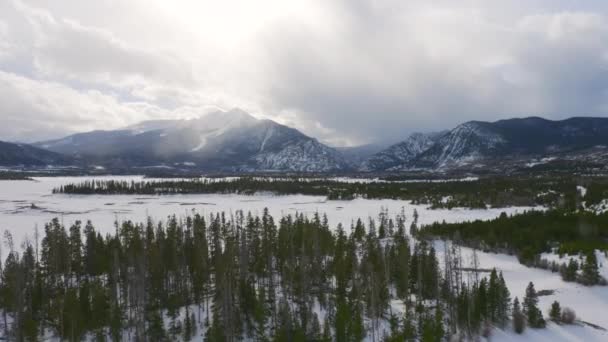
<box><xmin>549</xmin><ymin>301</ymin><xmax>561</xmax><ymax>323</ymax></box>
<box><xmin>321</xmin><ymin>316</ymin><xmax>332</xmax><ymax>342</ymax></box>
<box><xmin>560</xmin><ymin>259</ymin><xmax>578</xmax><ymax>282</ymax></box>
<box><xmin>496</xmin><ymin>272</ymin><xmax>511</xmax><ymax>327</ymax></box>
<box><xmin>403</xmin><ymin>308</ymin><xmax>417</xmax><ymax>341</ymax></box>
<box><xmin>581</xmin><ymin>251</ymin><xmax>600</xmax><ymax>286</ymax></box>
<box><xmin>512</xmin><ymin>297</ymin><xmax>525</xmax><ymax>334</ymax></box>
<box><xmin>523</xmin><ymin>282</ymin><xmax>545</xmax><ymax>328</ymax></box>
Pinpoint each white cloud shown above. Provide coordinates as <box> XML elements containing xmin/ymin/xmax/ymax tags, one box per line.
<box><xmin>0</xmin><ymin>71</ymin><xmax>168</xmax><ymax>141</ymax></box>
<box><xmin>0</xmin><ymin>0</ymin><xmax>607</xmax><ymax>145</ymax></box>
<box><xmin>0</xmin><ymin>21</ymin><xmax>10</xmax><ymax>59</ymax></box>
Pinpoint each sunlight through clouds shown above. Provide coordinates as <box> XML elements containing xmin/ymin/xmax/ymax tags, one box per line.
<box><xmin>0</xmin><ymin>0</ymin><xmax>607</xmax><ymax>145</ymax></box>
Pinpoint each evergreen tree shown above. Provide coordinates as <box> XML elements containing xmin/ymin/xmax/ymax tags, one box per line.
<box><xmin>560</xmin><ymin>258</ymin><xmax>578</xmax><ymax>282</ymax></box>
<box><xmin>549</xmin><ymin>301</ymin><xmax>561</xmax><ymax>323</ymax></box>
<box><xmin>512</xmin><ymin>297</ymin><xmax>525</xmax><ymax>334</ymax></box>
<box><xmin>0</xmin><ymin>208</ymin><xmax>532</xmax><ymax>341</ymax></box>
<box><xmin>523</xmin><ymin>282</ymin><xmax>545</xmax><ymax>328</ymax></box>
<box><xmin>581</xmin><ymin>251</ymin><xmax>601</xmax><ymax>286</ymax></box>
<box><xmin>496</xmin><ymin>272</ymin><xmax>511</xmax><ymax>327</ymax></box>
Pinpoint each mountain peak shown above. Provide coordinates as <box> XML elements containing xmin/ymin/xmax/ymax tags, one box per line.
<box><xmin>33</xmin><ymin>108</ymin><xmax>349</xmax><ymax>172</ymax></box>
<box><xmin>363</xmin><ymin>116</ymin><xmax>608</xmax><ymax>172</ymax></box>
<box><xmin>360</xmin><ymin>131</ymin><xmax>443</xmax><ymax>171</ymax></box>
<box><xmin>206</xmin><ymin>108</ymin><xmax>257</xmax><ymax>121</ymax></box>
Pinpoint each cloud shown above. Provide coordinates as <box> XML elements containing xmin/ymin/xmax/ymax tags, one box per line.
<box><xmin>0</xmin><ymin>70</ymin><xmax>155</xmax><ymax>141</ymax></box>
<box><xmin>1</xmin><ymin>0</ymin><xmax>608</xmax><ymax>145</ymax></box>
<box><xmin>261</xmin><ymin>2</ymin><xmax>608</xmax><ymax>144</ymax></box>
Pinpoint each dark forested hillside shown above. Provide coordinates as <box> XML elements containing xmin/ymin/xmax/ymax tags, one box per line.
<box><xmin>0</xmin><ymin>141</ymin><xmax>73</xmax><ymax>166</ymax></box>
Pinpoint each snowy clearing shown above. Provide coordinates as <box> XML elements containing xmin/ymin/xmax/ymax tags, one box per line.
<box><xmin>0</xmin><ymin>176</ymin><xmax>536</xmax><ymax>247</ymax></box>
<box><xmin>432</xmin><ymin>242</ymin><xmax>608</xmax><ymax>341</ymax></box>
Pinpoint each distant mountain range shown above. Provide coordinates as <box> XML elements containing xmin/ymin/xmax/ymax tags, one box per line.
<box><xmin>361</xmin><ymin>117</ymin><xmax>608</xmax><ymax>172</ymax></box>
<box><xmin>33</xmin><ymin>109</ymin><xmax>349</xmax><ymax>172</ymax></box>
<box><xmin>0</xmin><ymin>141</ymin><xmax>73</xmax><ymax>167</ymax></box>
<box><xmin>2</xmin><ymin>112</ymin><xmax>608</xmax><ymax>174</ymax></box>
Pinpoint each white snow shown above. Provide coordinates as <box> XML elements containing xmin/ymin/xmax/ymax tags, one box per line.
<box><xmin>588</xmin><ymin>199</ymin><xmax>608</xmax><ymax>214</ymax></box>
<box><xmin>526</xmin><ymin>157</ymin><xmax>557</xmax><ymax>168</ymax></box>
<box><xmin>259</xmin><ymin>125</ymin><xmax>274</xmax><ymax>152</ymax></box>
<box><xmin>0</xmin><ymin>176</ymin><xmax>537</xmax><ymax>253</ymax></box>
<box><xmin>432</xmin><ymin>242</ymin><xmax>608</xmax><ymax>341</ymax></box>
<box><xmin>577</xmin><ymin>185</ymin><xmax>587</xmax><ymax>198</ymax></box>
<box><xmin>540</xmin><ymin>250</ymin><xmax>608</xmax><ymax>286</ymax></box>
<box><xmin>1</xmin><ymin>176</ymin><xmax>604</xmax><ymax>341</ymax></box>
<box><xmin>190</xmin><ymin>134</ymin><xmax>209</xmax><ymax>152</ymax></box>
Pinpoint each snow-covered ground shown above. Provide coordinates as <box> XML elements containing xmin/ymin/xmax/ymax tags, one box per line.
<box><xmin>1</xmin><ymin>176</ymin><xmax>605</xmax><ymax>341</ymax></box>
<box><xmin>0</xmin><ymin>176</ymin><xmax>536</xmax><ymax>247</ymax></box>
<box><xmin>433</xmin><ymin>242</ymin><xmax>608</xmax><ymax>341</ymax></box>
<box><xmin>540</xmin><ymin>250</ymin><xmax>608</xmax><ymax>281</ymax></box>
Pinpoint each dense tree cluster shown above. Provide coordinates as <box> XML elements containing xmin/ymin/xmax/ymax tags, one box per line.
<box><xmin>52</xmin><ymin>175</ymin><xmax>589</xmax><ymax>209</ymax></box>
<box><xmin>420</xmin><ymin>209</ymin><xmax>608</xmax><ymax>267</ymax></box>
<box><xmin>0</xmin><ymin>172</ymin><xmax>32</xmax><ymax>180</ymax></box>
<box><xmin>582</xmin><ymin>181</ymin><xmax>608</xmax><ymax>207</ymax></box>
<box><xmin>0</xmin><ymin>209</ymin><xmax>536</xmax><ymax>341</ymax></box>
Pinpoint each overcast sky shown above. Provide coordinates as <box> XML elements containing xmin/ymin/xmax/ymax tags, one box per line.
<box><xmin>1</xmin><ymin>0</ymin><xmax>608</xmax><ymax>146</ymax></box>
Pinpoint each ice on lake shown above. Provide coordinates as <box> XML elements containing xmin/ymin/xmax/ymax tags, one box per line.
<box><xmin>0</xmin><ymin>175</ymin><xmax>539</xmax><ymax>245</ymax></box>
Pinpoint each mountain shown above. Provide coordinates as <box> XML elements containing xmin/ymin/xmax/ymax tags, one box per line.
<box><xmin>0</xmin><ymin>140</ymin><xmax>73</xmax><ymax>166</ymax></box>
<box><xmin>336</xmin><ymin>143</ymin><xmax>390</xmax><ymax>166</ymax></box>
<box><xmin>364</xmin><ymin>117</ymin><xmax>608</xmax><ymax>172</ymax></box>
<box><xmin>36</xmin><ymin>109</ymin><xmax>350</xmax><ymax>172</ymax></box>
<box><xmin>359</xmin><ymin>132</ymin><xmax>445</xmax><ymax>171</ymax></box>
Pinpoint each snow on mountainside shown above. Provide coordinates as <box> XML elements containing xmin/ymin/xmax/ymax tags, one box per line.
<box><xmin>413</xmin><ymin>121</ymin><xmax>506</xmax><ymax>168</ymax></box>
<box><xmin>252</xmin><ymin>139</ymin><xmax>348</xmax><ymax>172</ymax></box>
<box><xmin>29</xmin><ymin>115</ymin><xmax>608</xmax><ymax>173</ymax></box>
<box><xmin>360</xmin><ymin>132</ymin><xmax>444</xmax><ymax>171</ymax></box>
<box><xmin>364</xmin><ymin>117</ymin><xmax>608</xmax><ymax>172</ymax></box>
<box><xmin>34</xmin><ymin>109</ymin><xmax>349</xmax><ymax>172</ymax></box>
<box><xmin>336</xmin><ymin>143</ymin><xmax>389</xmax><ymax>166</ymax></box>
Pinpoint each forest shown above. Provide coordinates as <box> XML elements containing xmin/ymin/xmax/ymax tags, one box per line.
<box><xmin>0</xmin><ymin>172</ymin><xmax>32</xmax><ymax>180</ymax></box>
<box><xmin>0</xmin><ymin>208</ymin><xmax>557</xmax><ymax>341</ymax></box>
<box><xmin>51</xmin><ymin>175</ymin><xmax>604</xmax><ymax>209</ymax></box>
<box><xmin>420</xmin><ymin>209</ymin><xmax>607</xmax><ymax>285</ymax></box>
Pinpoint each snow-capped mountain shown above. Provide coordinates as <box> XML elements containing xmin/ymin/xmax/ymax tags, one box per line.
<box><xmin>26</xmin><ymin>115</ymin><xmax>608</xmax><ymax>173</ymax></box>
<box><xmin>360</xmin><ymin>132</ymin><xmax>444</xmax><ymax>171</ymax></box>
<box><xmin>335</xmin><ymin>144</ymin><xmax>389</xmax><ymax>166</ymax></box>
<box><xmin>35</xmin><ymin>109</ymin><xmax>350</xmax><ymax>172</ymax></box>
<box><xmin>364</xmin><ymin>117</ymin><xmax>608</xmax><ymax>171</ymax></box>
<box><xmin>0</xmin><ymin>140</ymin><xmax>74</xmax><ymax>166</ymax></box>
<box><xmin>412</xmin><ymin>121</ymin><xmax>506</xmax><ymax>169</ymax></box>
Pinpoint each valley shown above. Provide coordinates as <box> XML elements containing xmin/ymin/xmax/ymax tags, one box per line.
<box><xmin>0</xmin><ymin>175</ymin><xmax>606</xmax><ymax>341</ymax></box>
<box><xmin>2</xmin><ymin>110</ymin><xmax>608</xmax><ymax>342</ymax></box>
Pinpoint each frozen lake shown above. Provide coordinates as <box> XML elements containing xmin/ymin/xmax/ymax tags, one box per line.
<box><xmin>0</xmin><ymin>175</ymin><xmax>539</xmax><ymax>245</ymax></box>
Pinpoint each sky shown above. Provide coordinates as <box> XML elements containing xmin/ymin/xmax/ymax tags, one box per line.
<box><xmin>1</xmin><ymin>0</ymin><xmax>608</xmax><ymax>146</ymax></box>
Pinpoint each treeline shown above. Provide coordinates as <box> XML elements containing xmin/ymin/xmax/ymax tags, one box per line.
<box><xmin>583</xmin><ymin>181</ymin><xmax>608</xmax><ymax>207</ymax></box>
<box><xmin>53</xmin><ymin>175</ymin><xmax>590</xmax><ymax>209</ymax></box>
<box><xmin>0</xmin><ymin>209</ymin><xmax>550</xmax><ymax>341</ymax></box>
<box><xmin>420</xmin><ymin>209</ymin><xmax>608</xmax><ymax>280</ymax></box>
<box><xmin>0</xmin><ymin>172</ymin><xmax>32</xmax><ymax>180</ymax></box>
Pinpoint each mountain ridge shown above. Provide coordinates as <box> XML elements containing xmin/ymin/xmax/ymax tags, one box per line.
<box><xmin>2</xmin><ymin>114</ymin><xmax>606</xmax><ymax>173</ymax></box>
<box><xmin>34</xmin><ymin>109</ymin><xmax>350</xmax><ymax>172</ymax></box>
<box><xmin>0</xmin><ymin>140</ymin><xmax>74</xmax><ymax>166</ymax></box>
<box><xmin>363</xmin><ymin>116</ymin><xmax>608</xmax><ymax>172</ymax></box>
